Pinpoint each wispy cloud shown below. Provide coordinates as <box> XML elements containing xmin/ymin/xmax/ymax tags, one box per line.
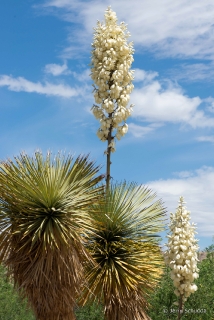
<box><xmin>44</xmin><ymin>62</ymin><xmax>70</xmax><ymax>76</ymax></box>
<box><xmin>0</xmin><ymin>75</ymin><xmax>79</xmax><ymax>98</ymax></box>
<box><xmin>72</xmin><ymin>69</ymin><xmax>90</xmax><ymax>82</ymax></box>
<box><xmin>43</xmin><ymin>0</ymin><xmax>72</xmax><ymax>7</ymax></box>
<box><xmin>173</xmin><ymin>170</ymin><xmax>195</xmax><ymax>179</ymax></box>
<box><xmin>44</xmin><ymin>63</ymin><xmax>91</xmax><ymax>82</ymax></box>
<box><xmin>128</xmin><ymin>123</ymin><xmax>162</xmax><ymax>138</ymax></box>
<box><xmin>197</xmin><ymin>135</ymin><xmax>214</xmax><ymax>143</ymax></box>
<box><xmin>147</xmin><ymin>166</ymin><xmax>214</xmax><ymax>237</ymax></box>
<box><xmin>41</xmin><ymin>0</ymin><xmax>214</xmax><ymax>60</ymax></box>
<box><xmin>168</xmin><ymin>62</ymin><xmax>214</xmax><ymax>83</ymax></box>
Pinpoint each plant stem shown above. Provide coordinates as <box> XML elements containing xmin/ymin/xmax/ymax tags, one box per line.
<box><xmin>106</xmin><ymin>125</ymin><xmax>112</xmax><ymax>193</ymax></box>
<box><xmin>178</xmin><ymin>295</ymin><xmax>183</xmax><ymax>320</ymax></box>
<box><xmin>105</xmin><ymin>74</ymin><xmax>114</xmax><ymax>194</ymax></box>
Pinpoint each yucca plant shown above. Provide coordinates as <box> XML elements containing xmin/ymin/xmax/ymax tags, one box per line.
<box><xmin>0</xmin><ymin>151</ymin><xmax>104</xmax><ymax>320</ymax></box>
<box><xmin>80</xmin><ymin>182</ymin><xmax>166</xmax><ymax>320</ymax></box>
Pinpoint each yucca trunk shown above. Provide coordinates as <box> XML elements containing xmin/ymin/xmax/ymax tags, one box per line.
<box><xmin>6</xmin><ymin>237</ymin><xmax>84</xmax><ymax>320</ymax></box>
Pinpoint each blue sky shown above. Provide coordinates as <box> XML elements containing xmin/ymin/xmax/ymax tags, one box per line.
<box><xmin>1</xmin><ymin>0</ymin><xmax>214</xmax><ymax>250</ymax></box>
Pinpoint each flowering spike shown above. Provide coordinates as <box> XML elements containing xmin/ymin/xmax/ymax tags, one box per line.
<box><xmin>91</xmin><ymin>7</ymin><xmax>134</xmax><ymax>190</ymax></box>
<box><xmin>165</xmin><ymin>197</ymin><xmax>199</xmax><ymax>313</ymax></box>
<box><xmin>91</xmin><ymin>7</ymin><xmax>134</xmax><ymax>146</ymax></box>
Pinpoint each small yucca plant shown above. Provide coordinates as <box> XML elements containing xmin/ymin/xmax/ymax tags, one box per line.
<box><xmin>80</xmin><ymin>182</ymin><xmax>166</xmax><ymax>320</ymax></box>
<box><xmin>0</xmin><ymin>151</ymin><xmax>104</xmax><ymax>320</ymax></box>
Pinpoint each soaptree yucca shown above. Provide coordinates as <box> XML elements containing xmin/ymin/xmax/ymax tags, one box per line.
<box><xmin>80</xmin><ymin>182</ymin><xmax>166</xmax><ymax>320</ymax></box>
<box><xmin>0</xmin><ymin>151</ymin><xmax>104</xmax><ymax>320</ymax></box>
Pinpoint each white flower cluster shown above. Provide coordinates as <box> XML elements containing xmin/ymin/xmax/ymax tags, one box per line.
<box><xmin>165</xmin><ymin>197</ymin><xmax>199</xmax><ymax>302</ymax></box>
<box><xmin>91</xmin><ymin>7</ymin><xmax>134</xmax><ymax>153</ymax></box>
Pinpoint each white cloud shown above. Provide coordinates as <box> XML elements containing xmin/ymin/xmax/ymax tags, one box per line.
<box><xmin>197</xmin><ymin>135</ymin><xmax>214</xmax><ymax>143</ymax></box>
<box><xmin>0</xmin><ymin>75</ymin><xmax>79</xmax><ymax>98</ymax></box>
<box><xmin>44</xmin><ymin>63</ymin><xmax>70</xmax><ymax>76</ymax></box>
<box><xmin>147</xmin><ymin>166</ymin><xmax>214</xmax><ymax>237</ymax></box>
<box><xmin>42</xmin><ymin>0</ymin><xmax>214</xmax><ymax>59</ymax></box>
<box><xmin>133</xmin><ymin>69</ymin><xmax>158</xmax><ymax>83</ymax></box>
<box><xmin>131</xmin><ymin>73</ymin><xmax>214</xmax><ymax>128</ymax></box>
<box><xmin>128</xmin><ymin>123</ymin><xmax>162</xmax><ymax>138</ymax></box>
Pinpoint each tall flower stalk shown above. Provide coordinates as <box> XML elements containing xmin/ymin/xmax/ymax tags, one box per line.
<box><xmin>165</xmin><ymin>197</ymin><xmax>199</xmax><ymax>320</ymax></box>
<box><xmin>91</xmin><ymin>7</ymin><xmax>134</xmax><ymax>191</ymax></box>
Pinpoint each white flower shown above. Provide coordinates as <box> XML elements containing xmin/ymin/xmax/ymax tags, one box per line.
<box><xmin>189</xmin><ymin>284</ymin><xmax>198</xmax><ymax>293</ymax></box>
<box><xmin>108</xmin><ymin>140</ymin><xmax>115</xmax><ymax>148</ymax></box>
<box><xmin>122</xmin><ymin>123</ymin><xmax>128</xmax><ymax>134</ymax></box>
<box><xmin>115</xmin><ymin>132</ymin><xmax>122</xmax><ymax>140</ymax></box>
<box><xmin>180</xmin><ymin>245</ymin><xmax>187</xmax><ymax>252</ymax></box>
